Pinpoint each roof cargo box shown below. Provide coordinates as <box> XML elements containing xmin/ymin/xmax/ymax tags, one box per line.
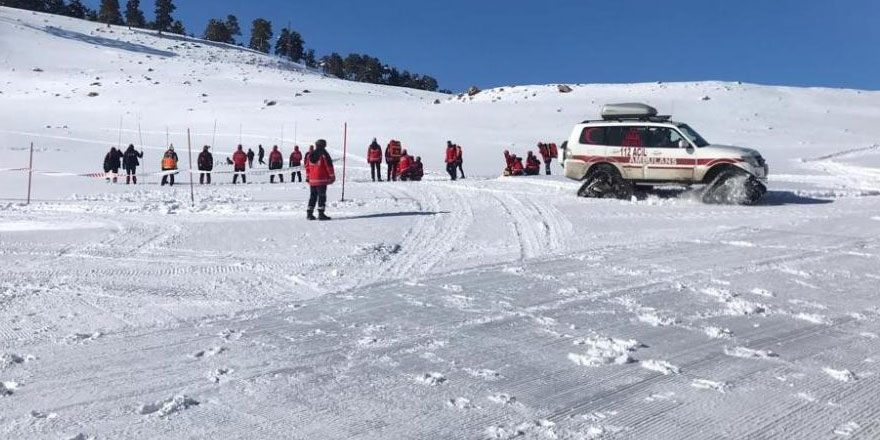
<box><xmin>601</xmin><ymin>103</ymin><xmax>658</xmax><ymax>120</ymax></box>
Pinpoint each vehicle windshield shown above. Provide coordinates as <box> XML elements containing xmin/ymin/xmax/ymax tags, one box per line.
<box><xmin>677</xmin><ymin>124</ymin><xmax>710</xmax><ymax>148</ymax></box>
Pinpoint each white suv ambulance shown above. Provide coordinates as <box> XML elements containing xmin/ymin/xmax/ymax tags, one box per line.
<box><xmin>561</xmin><ymin>103</ymin><xmax>768</xmax><ymax>204</ymax></box>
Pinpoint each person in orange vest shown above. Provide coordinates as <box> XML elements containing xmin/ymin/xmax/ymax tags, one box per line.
<box><xmin>268</xmin><ymin>145</ymin><xmax>285</xmax><ymax>183</ymax></box>
<box><xmin>367</xmin><ymin>138</ymin><xmax>383</xmax><ymax>182</ymax></box>
<box><xmin>398</xmin><ymin>150</ymin><xmax>413</xmax><ymax>181</ymax></box>
<box><xmin>525</xmin><ymin>151</ymin><xmax>541</xmax><ymax>175</ymax></box>
<box><xmin>307</xmin><ymin>139</ymin><xmax>336</xmax><ymax>221</ymax></box>
<box><xmin>289</xmin><ymin>145</ymin><xmax>303</xmax><ymax>182</ymax></box>
<box><xmin>445</xmin><ymin>141</ymin><xmax>458</xmax><ymax>180</ymax></box>
<box><xmin>385</xmin><ymin>140</ymin><xmax>402</xmax><ymax>181</ymax></box>
<box><xmin>232</xmin><ymin>145</ymin><xmax>248</xmax><ymax>184</ymax></box>
<box><xmin>304</xmin><ymin>145</ymin><xmax>315</xmax><ymax>183</ymax></box>
<box><xmin>455</xmin><ymin>144</ymin><xmax>465</xmax><ymax>179</ymax></box>
<box><xmin>160</xmin><ymin>145</ymin><xmax>179</xmax><ymax>186</ymax></box>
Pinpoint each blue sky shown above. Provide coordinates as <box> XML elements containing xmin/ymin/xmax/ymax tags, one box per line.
<box><xmin>84</xmin><ymin>0</ymin><xmax>880</xmax><ymax>92</ymax></box>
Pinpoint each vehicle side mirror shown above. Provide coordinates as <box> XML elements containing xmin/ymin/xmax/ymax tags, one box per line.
<box><xmin>678</xmin><ymin>139</ymin><xmax>690</xmax><ymax>149</ymax></box>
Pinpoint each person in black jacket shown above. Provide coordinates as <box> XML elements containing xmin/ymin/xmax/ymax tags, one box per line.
<box><xmin>247</xmin><ymin>148</ymin><xmax>255</xmax><ymax>168</ymax></box>
<box><xmin>122</xmin><ymin>144</ymin><xmax>143</xmax><ymax>185</ymax></box>
<box><xmin>197</xmin><ymin>145</ymin><xmax>213</xmax><ymax>184</ymax></box>
<box><xmin>103</xmin><ymin>147</ymin><xmax>123</xmax><ymax>183</ymax></box>
<box><xmin>258</xmin><ymin>144</ymin><xmax>266</xmax><ymax>165</ymax></box>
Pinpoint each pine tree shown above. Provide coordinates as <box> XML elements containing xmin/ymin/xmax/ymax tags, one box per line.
<box><xmin>248</xmin><ymin>18</ymin><xmax>273</xmax><ymax>54</ymax></box>
<box><xmin>321</xmin><ymin>53</ymin><xmax>345</xmax><ymax>78</ymax></box>
<box><xmin>44</xmin><ymin>0</ymin><xmax>66</xmax><ymax>14</ymax></box>
<box><xmin>64</xmin><ymin>0</ymin><xmax>90</xmax><ymax>19</ymax></box>
<box><xmin>275</xmin><ymin>28</ymin><xmax>290</xmax><ymax>58</ymax></box>
<box><xmin>226</xmin><ymin>15</ymin><xmax>240</xmax><ymax>38</ymax></box>
<box><xmin>286</xmin><ymin>29</ymin><xmax>304</xmax><ymax>62</ymax></box>
<box><xmin>203</xmin><ymin>19</ymin><xmax>232</xmax><ymax>43</ymax></box>
<box><xmin>98</xmin><ymin>0</ymin><xmax>123</xmax><ymax>25</ymax></box>
<box><xmin>303</xmin><ymin>49</ymin><xmax>317</xmax><ymax>68</ymax></box>
<box><xmin>124</xmin><ymin>0</ymin><xmax>145</xmax><ymax>28</ymax></box>
<box><xmin>0</xmin><ymin>0</ymin><xmax>44</xmax><ymax>12</ymax></box>
<box><xmin>153</xmin><ymin>0</ymin><xmax>175</xmax><ymax>33</ymax></box>
<box><xmin>169</xmin><ymin>19</ymin><xmax>185</xmax><ymax>35</ymax></box>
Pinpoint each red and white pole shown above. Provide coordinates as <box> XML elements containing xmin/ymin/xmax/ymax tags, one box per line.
<box><xmin>341</xmin><ymin>122</ymin><xmax>348</xmax><ymax>202</ymax></box>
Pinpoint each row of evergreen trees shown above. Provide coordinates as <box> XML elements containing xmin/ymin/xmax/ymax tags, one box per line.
<box><xmin>1</xmin><ymin>0</ymin><xmax>185</xmax><ymax>34</ymax></box>
<box><xmin>1</xmin><ymin>0</ymin><xmax>445</xmax><ymax>92</ymax></box>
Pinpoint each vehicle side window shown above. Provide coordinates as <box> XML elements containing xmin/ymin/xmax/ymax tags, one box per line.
<box><xmin>604</xmin><ymin>127</ymin><xmax>626</xmax><ymax>146</ymax></box>
<box><xmin>604</xmin><ymin>126</ymin><xmax>645</xmax><ymax>147</ymax></box>
<box><xmin>644</xmin><ymin>127</ymin><xmax>684</xmax><ymax>149</ymax></box>
<box><xmin>579</xmin><ymin>127</ymin><xmax>606</xmax><ymax>145</ymax></box>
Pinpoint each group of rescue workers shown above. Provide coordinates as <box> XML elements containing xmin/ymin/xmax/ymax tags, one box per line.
<box><xmin>503</xmin><ymin>142</ymin><xmax>558</xmax><ymax>176</ymax></box>
<box><xmin>102</xmin><ymin>137</ymin><xmax>556</xmax><ymax>221</ymax></box>
<box><xmin>366</xmin><ymin>138</ymin><xmax>427</xmax><ymax>182</ymax></box>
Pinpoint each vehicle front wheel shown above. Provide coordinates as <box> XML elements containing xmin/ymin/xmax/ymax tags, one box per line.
<box><xmin>702</xmin><ymin>170</ymin><xmax>766</xmax><ymax>205</ymax></box>
<box><xmin>577</xmin><ymin>164</ymin><xmax>633</xmax><ymax>200</ymax></box>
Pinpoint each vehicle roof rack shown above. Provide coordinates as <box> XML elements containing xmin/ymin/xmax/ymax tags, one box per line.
<box><xmin>599</xmin><ymin>103</ymin><xmax>670</xmax><ymax>121</ymax></box>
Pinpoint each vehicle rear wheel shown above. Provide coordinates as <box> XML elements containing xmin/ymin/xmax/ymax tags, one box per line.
<box><xmin>702</xmin><ymin>170</ymin><xmax>766</xmax><ymax>205</ymax></box>
<box><xmin>578</xmin><ymin>164</ymin><xmax>634</xmax><ymax>200</ymax></box>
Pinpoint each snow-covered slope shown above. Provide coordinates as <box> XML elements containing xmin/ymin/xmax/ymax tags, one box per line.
<box><xmin>2</xmin><ymin>7</ymin><xmax>880</xmax><ymax>440</ymax></box>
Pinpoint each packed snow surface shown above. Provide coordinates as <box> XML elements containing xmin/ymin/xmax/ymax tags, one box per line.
<box><xmin>2</xmin><ymin>6</ymin><xmax>880</xmax><ymax>439</ymax></box>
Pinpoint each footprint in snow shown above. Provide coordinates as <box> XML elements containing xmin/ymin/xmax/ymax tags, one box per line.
<box><xmin>414</xmin><ymin>372</ymin><xmax>446</xmax><ymax>386</ymax></box>
<box><xmin>488</xmin><ymin>393</ymin><xmax>518</xmax><ymax>406</ymax></box>
<box><xmin>192</xmin><ymin>346</ymin><xmax>227</xmax><ymax>359</ymax></box>
<box><xmin>208</xmin><ymin>368</ymin><xmax>233</xmax><ymax>383</ymax></box>
<box><xmin>464</xmin><ymin>368</ymin><xmax>502</xmax><ymax>381</ymax></box>
<box><xmin>823</xmin><ymin>368</ymin><xmax>858</xmax><ymax>382</ymax></box>
<box><xmin>691</xmin><ymin>379</ymin><xmax>729</xmax><ymax>393</ymax></box>
<box><xmin>641</xmin><ymin>360</ymin><xmax>680</xmax><ymax>375</ymax></box>
<box><xmin>139</xmin><ymin>395</ymin><xmax>199</xmax><ymax>417</ymax></box>
<box><xmin>1</xmin><ymin>381</ymin><xmax>20</xmax><ymax>396</ymax></box>
<box><xmin>834</xmin><ymin>421</ymin><xmax>860</xmax><ymax>437</ymax></box>
<box><xmin>447</xmin><ymin>397</ymin><xmax>477</xmax><ymax>410</ymax></box>
<box><xmin>724</xmin><ymin>346</ymin><xmax>778</xmax><ymax>360</ymax></box>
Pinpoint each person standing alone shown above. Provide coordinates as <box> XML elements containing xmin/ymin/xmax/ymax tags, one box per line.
<box><xmin>198</xmin><ymin>145</ymin><xmax>213</xmax><ymax>184</ymax></box>
<box><xmin>268</xmin><ymin>145</ymin><xmax>284</xmax><ymax>183</ymax></box>
<box><xmin>367</xmin><ymin>138</ymin><xmax>383</xmax><ymax>182</ymax></box>
<box><xmin>289</xmin><ymin>145</ymin><xmax>303</xmax><ymax>182</ymax></box>
<box><xmin>160</xmin><ymin>145</ymin><xmax>179</xmax><ymax>186</ymax></box>
<box><xmin>232</xmin><ymin>145</ymin><xmax>248</xmax><ymax>184</ymax></box>
<box><xmin>307</xmin><ymin>139</ymin><xmax>335</xmax><ymax>221</ymax></box>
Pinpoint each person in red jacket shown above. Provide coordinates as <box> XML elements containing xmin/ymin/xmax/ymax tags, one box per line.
<box><xmin>410</xmin><ymin>157</ymin><xmax>424</xmax><ymax>181</ymax></box>
<box><xmin>268</xmin><ymin>145</ymin><xmax>285</xmax><ymax>183</ymax></box>
<box><xmin>525</xmin><ymin>151</ymin><xmax>541</xmax><ymax>175</ymax></box>
<box><xmin>398</xmin><ymin>150</ymin><xmax>413</xmax><ymax>181</ymax></box>
<box><xmin>367</xmin><ymin>138</ymin><xmax>383</xmax><ymax>182</ymax></box>
<box><xmin>232</xmin><ymin>145</ymin><xmax>248</xmax><ymax>184</ymax></box>
<box><xmin>445</xmin><ymin>141</ymin><xmax>458</xmax><ymax>181</ymax></box>
<box><xmin>385</xmin><ymin>140</ymin><xmax>402</xmax><ymax>181</ymax></box>
<box><xmin>307</xmin><ymin>139</ymin><xmax>335</xmax><ymax>221</ymax></box>
<box><xmin>510</xmin><ymin>155</ymin><xmax>525</xmax><ymax>176</ymax></box>
<box><xmin>503</xmin><ymin>150</ymin><xmax>515</xmax><ymax>175</ymax></box>
<box><xmin>304</xmin><ymin>145</ymin><xmax>314</xmax><ymax>183</ymax></box>
<box><xmin>289</xmin><ymin>145</ymin><xmax>303</xmax><ymax>182</ymax></box>
<box><xmin>538</xmin><ymin>142</ymin><xmax>553</xmax><ymax>175</ymax></box>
